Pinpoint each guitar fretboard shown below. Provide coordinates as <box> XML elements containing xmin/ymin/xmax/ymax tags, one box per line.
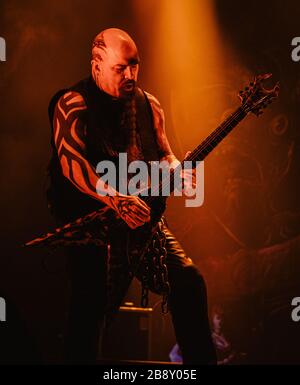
<box><xmin>143</xmin><ymin>105</ymin><xmax>247</xmax><ymax>204</ymax></box>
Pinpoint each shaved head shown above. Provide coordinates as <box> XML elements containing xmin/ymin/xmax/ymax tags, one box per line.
<box><xmin>92</xmin><ymin>28</ymin><xmax>138</xmax><ymax>61</ymax></box>
<box><xmin>91</xmin><ymin>28</ymin><xmax>140</xmax><ymax>98</ymax></box>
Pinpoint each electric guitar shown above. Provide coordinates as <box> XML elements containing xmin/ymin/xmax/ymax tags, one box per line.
<box><xmin>25</xmin><ymin>74</ymin><xmax>279</xmax><ymax>308</ymax></box>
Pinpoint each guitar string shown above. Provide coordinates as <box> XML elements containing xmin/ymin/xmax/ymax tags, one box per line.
<box><xmin>167</xmin><ymin>92</ymin><xmax>273</xmax><ymax>182</ymax></box>
<box><xmin>143</xmin><ymin>104</ymin><xmax>247</xmax><ymax>203</ymax></box>
<box><xmin>145</xmin><ymin>106</ymin><xmax>246</xmax><ymax>202</ymax></box>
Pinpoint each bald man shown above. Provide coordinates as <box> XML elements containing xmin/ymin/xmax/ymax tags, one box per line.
<box><xmin>47</xmin><ymin>28</ymin><xmax>216</xmax><ymax>364</ymax></box>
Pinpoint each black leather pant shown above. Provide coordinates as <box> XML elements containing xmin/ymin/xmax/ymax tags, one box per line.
<box><xmin>64</xmin><ymin>223</ymin><xmax>216</xmax><ymax>365</ymax></box>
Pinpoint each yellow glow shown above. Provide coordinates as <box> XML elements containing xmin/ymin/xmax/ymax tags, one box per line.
<box><xmin>132</xmin><ymin>0</ymin><xmax>237</xmax><ymax>153</ymax></box>
<box><xmin>131</xmin><ymin>0</ymin><xmax>248</xmax><ymax>267</ymax></box>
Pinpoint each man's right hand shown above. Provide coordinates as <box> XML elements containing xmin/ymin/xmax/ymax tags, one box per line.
<box><xmin>108</xmin><ymin>194</ymin><xmax>151</xmax><ymax>229</ymax></box>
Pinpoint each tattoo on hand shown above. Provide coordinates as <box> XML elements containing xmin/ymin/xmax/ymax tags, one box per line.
<box><xmin>116</xmin><ymin>198</ymin><xmax>135</xmax><ymax>221</ymax></box>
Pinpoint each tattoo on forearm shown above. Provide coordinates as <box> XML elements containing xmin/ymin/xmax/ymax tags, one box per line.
<box><xmin>53</xmin><ymin>92</ymin><xmax>105</xmax><ymax>200</ymax></box>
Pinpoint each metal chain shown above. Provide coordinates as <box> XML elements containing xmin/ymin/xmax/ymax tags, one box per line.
<box><xmin>140</xmin><ymin>219</ymin><xmax>170</xmax><ymax>313</ymax></box>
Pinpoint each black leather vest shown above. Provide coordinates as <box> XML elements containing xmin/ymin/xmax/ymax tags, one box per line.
<box><xmin>47</xmin><ymin>76</ymin><xmax>159</xmax><ymax>223</ymax></box>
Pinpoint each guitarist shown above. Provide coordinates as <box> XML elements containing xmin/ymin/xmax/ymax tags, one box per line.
<box><xmin>47</xmin><ymin>28</ymin><xmax>216</xmax><ymax>365</ymax></box>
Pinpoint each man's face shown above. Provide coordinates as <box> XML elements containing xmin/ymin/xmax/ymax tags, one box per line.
<box><xmin>97</xmin><ymin>43</ymin><xmax>139</xmax><ymax>98</ymax></box>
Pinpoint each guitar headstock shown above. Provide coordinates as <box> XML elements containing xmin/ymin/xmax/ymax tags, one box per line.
<box><xmin>238</xmin><ymin>73</ymin><xmax>280</xmax><ymax>116</ymax></box>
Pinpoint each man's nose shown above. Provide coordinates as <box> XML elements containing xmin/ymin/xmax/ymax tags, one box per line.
<box><xmin>124</xmin><ymin>66</ymin><xmax>134</xmax><ymax>80</ymax></box>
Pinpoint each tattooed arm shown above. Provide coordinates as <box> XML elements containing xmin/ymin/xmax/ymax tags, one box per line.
<box><xmin>145</xmin><ymin>92</ymin><xmax>179</xmax><ymax>167</ymax></box>
<box><xmin>145</xmin><ymin>92</ymin><xmax>196</xmax><ymax>193</ymax></box>
<box><xmin>53</xmin><ymin>91</ymin><xmax>150</xmax><ymax>229</ymax></box>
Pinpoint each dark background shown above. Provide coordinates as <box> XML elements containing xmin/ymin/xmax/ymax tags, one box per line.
<box><xmin>0</xmin><ymin>0</ymin><xmax>300</xmax><ymax>364</ymax></box>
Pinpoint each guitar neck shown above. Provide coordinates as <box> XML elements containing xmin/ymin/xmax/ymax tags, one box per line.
<box><xmin>143</xmin><ymin>105</ymin><xmax>247</xmax><ymax>204</ymax></box>
<box><xmin>184</xmin><ymin>106</ymin><xmax>247</xmax><ymax>163</ymax></box>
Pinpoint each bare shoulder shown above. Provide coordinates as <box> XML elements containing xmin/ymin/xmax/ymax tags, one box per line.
<box><xmin>144</xmin><ymin>91</ymin><xmax>161</xmax><ymax>107</ymax></box>
<box><xmin>60</xmin><ymin>91</ymin><xmax>86</xmax><ymax>106</ymax></box>
<box><xmin>144</xmin><ymin>91</ymin><xmax>164</xmax><ymax>116</ymax></box>
<box><xmin>55</xmin><ymin>91</ymin><xmax>87</xmax><ymax>120</ymax></box>
<box><xmin>144</xmin><ymin>91</ymin><xmax>172</xmax><ymax>157</ymax></box>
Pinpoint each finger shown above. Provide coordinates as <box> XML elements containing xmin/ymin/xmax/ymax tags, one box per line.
<box><xmin>182</xmin><ymin>169</ymin><xmax>193</xmax><ymax>176</ymax></box>
<box><xmin>132</xmin><ymin>208</ymin><xmax>151</xmax><ymax>222</ymax></box>
<box><xmin>128</xmin><ymin>220</ymin><xmax>139</xmax><ymax>229</ymax></box>
<box><xmin>128</xmin><ymin>209</ymin><xmax>147</xmax><ymax>224</ymax></box>
<box><xmin>180</xmin><ymin>169</ymin><xmax>193</xmax><ymax>179</ymax></box>
<box><xmin>182</xmin><ymin>172</ymin><xmax>193</xmax><ymax>185</ymax></box>
<box><xmin>184</xmin><ymin>178</ymin><xmax>196</xmax><ymax>188</ymax></box>
<box><xmin>132</xmin><ymin>204</ymin><xmax>150</xmax><ymax>220</ymax></box>
<box><xmin>133</xmin><ymin>204</ymin><xmax>151</xmax><ymax>220</ymax></box>
<box><xmin>184</xmin><ymin>150</ymin><xmax>192</xmax><ymax>159</ymax></box>
<box><xmin>130</xmin><ymin>218</ymin><xmax>145</xmax><ymax>229</ymax></box>
<box><xmin>124</xmin><ymin>215</ymin><xmax>141</xmax><ymax>229</ymax></box>
<box><xmin>132</xmin><ymin>211</ymin><xmax>150</xmax><ymax>225</ymax></box>
<box><xmin>121</xmin><ymin>199</ymin><xmax>149</xmax><ymax>221</ymax></box>
<box><xmin>136</xmin><ymin>197</ymin><xmax>151</xmax><ymax>213</ymax></box>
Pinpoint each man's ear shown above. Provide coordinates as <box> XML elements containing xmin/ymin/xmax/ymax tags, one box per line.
<box><xmin>96</xmin><ymin>62</ymin><xmax>101</xmax><ymax>73</ymax></box>
<box><xmin>91</xmin><ymin>58</ymin><xmax>102</xmax><ymax>75</ymax></box>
